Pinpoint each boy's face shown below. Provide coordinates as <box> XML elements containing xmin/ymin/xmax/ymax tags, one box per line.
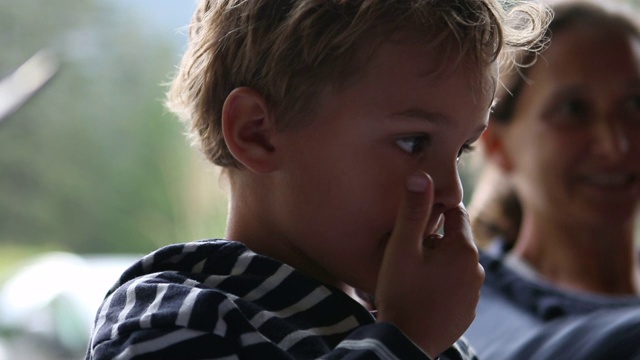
<box><xmin>270</xmin><ymin>39</ymin><xmax>494</xmax><ymax>293</ymax></box>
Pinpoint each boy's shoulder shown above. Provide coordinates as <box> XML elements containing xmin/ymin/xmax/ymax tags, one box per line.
<box><xmin>109</xmin><ymin>239</ymin><xmax>314</xmax><ymax>300</ymax></box>
<box><xmin>116</xmin><ymin>239</ymin><xmax>253</xmax><ymax>282</ymax></box>
<box><xmin>87</xmin><ymin>239</ymin><xmax>379</xmax><ymax>358</ymax></box>
<box><xmin>98</xmin><ymin>237</ymin><xmax>372</xmax><ymax>327</ymax></box>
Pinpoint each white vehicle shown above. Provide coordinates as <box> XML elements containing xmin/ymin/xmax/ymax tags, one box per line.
<box><xmin>0</xmin><ymin>252</ymin><xmax>139</xmax><ymax>360</ymax></box>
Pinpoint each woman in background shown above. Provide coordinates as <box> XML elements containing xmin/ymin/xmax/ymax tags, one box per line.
<box><xmin>464</xmin><ymin>0</ymin><xmax>640</xmax><ymax>358</ymax></box>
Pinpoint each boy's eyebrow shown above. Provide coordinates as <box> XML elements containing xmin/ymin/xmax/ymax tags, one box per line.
<box><xmin>392</xmin><ymin>108</ymin><xmax>447</xmax><ymax>125</ymax></box>
<box><xmin>394</xmin><ymin>107</ymin><xmax>489</xmax><ymax>136</ymax></box>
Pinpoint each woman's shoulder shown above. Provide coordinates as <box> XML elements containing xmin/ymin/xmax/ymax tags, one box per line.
<box><xmin>479</xmin><ymin>244</ymin><xmax>640</xmax><ymax>321</ymax></box>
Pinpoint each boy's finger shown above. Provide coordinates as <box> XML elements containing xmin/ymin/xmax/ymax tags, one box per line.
<box><xmin>389</xmin><ymin>171</ymin><xmax>434</xmax><ymax>251</ymax></box>
<box><xmin>423</xmin><ymin>233</ymin><xmax>443</xmax><ymax>250</ymax></box>
<box><xmin>442</xmin><ymin>204</ymin><xmax>473</xmax><ymax>240</ymax></box>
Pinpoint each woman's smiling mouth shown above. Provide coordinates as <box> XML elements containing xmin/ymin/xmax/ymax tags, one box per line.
<box><xmin>580</xmin><ymin>173</ymin><xmax>636</xmax><ymax>188</ymax></box>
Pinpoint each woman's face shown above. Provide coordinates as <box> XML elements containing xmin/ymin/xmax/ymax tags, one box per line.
<box><xmin>498</xmin><ymin>23</ymin><xmax>640</xmax><ymax>226</ymax></box>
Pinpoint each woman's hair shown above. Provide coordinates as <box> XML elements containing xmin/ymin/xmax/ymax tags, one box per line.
<box><xmin>470</xmin><ymin>0</ymin><xmax>640</xmax><ymax>247</ymax></box>
<box><xmin>166</xmin><ymin>0</ymin><xmax>550</xmax><ymax>168</ymax></box>
<box><xmin>493</xmin><ymin>0</ymin><xmax>640</xmax><ymax>124</ymax></box>
<box><xmin>468</xmin><ymin>165</ymin><xmax>522</xmax><ymax>248</ymax></box>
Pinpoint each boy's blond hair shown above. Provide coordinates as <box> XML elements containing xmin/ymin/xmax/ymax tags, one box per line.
<box><xmin>167</xmin><ymin>0</ymin><xmax>549</xmax><ymax>168</ymax></box>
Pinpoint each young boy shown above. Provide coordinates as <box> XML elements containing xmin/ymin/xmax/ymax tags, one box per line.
<box><xmin>86</xmin><ymin>1</ymin><xmax>547</xmax><ymax>359</ymax></box>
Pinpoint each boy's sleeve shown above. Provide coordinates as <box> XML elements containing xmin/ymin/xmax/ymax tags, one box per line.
<box><xmin>329</xmin><ymin>323</ymin><xmax>478</xmax><ymax>360</ymax></box>
<box><xmin>87</xmin><ymin>297</ymin><xmax>472</xmax><ymax>360</ymax></box>
<box><xmin>328</xmin><ymin>322</ymin><xmax>431</xmax><ymax>359</ymax></box>
<box><xmin>89</xmin><ymin>323</ymin><xmax>431</xmax><ymax>360</ymax></box>
<box><xmin>89</xmin><ymin>327</ymin><xmax>298</xmax><ymax>360</ymax></box>
<box><xmin>89</xmin><ymin>325</ymin><xmax>481</xmax><ymax>360</ymax></box>
<box><xmin>85</xmin><ymin>268</ymin><xmax>474</xmax><ymax>360</ymax></box>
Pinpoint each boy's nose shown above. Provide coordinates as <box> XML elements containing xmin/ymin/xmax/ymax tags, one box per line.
<box><xmin>592</xmin><ymin>121</ymin><xmax>630</xmax><ymax>162</ymax></box>
<box><xmin>432</xmin><ymin>168</ymin><xmax>463</xmax><ymax>211</ymax></box>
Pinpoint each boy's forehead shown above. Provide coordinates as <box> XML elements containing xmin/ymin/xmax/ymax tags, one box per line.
<box><xmin>383</xmin><ymin>32</ymin><xmax>499</xmax><ymax>80</ymax></box>
<box><xmin>347</xmin><ymin>39</ymin><xmax>497</xmax><ymax>114</ymax></box>
<box><xmin>385</xmin><ymin>38</ymin><xmax>499</xmax><ymax>100</ymax></box>
<box><xmin>306</xmin><ymin>32</ymin><xmax>499</xmax><ymax>121</ymax></box>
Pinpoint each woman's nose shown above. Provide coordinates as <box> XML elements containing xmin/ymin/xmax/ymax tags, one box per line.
<box><xmin>592</xmin><ymin>120</ymin><xmax>630</xmax><ymax>162</ymax></box>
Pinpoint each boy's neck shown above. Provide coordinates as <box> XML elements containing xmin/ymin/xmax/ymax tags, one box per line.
<box><xmin>226</xmin><ymin>179</ymin><xmax>377</xmax><ymax>310</ymax></box>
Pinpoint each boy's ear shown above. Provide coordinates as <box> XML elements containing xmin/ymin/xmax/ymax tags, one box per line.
<box><xmin>481</xmin><ymin>122</ymin><xmax>514</xmax><ymax>173</ymax></box>
<box><xmin>222</xmin><ymin>87</ymin><xmax>278</xmax><ymax>174</ymax></box>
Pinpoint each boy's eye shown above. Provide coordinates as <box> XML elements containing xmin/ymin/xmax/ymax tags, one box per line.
<box><xmin>457</xmin><ymin>144</ymin><xmax>475</xmax><ymax>162</ymax></box>
<box><xmin>396</xmin><ymin>135</ymin><xmax>429</xmax><ymax>155</ymax></box>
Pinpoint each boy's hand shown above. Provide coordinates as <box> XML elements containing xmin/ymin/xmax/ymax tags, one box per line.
<box><xmin>374</xmin><ymin>171</ymin><xmax>484</xmax><ymax>358</ymax></box>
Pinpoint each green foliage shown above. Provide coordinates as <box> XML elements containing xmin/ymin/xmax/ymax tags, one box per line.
<box><xmin>0</xmin><ymin>0</ymin><xmax>227</xmax><ymax>254</ymax></box>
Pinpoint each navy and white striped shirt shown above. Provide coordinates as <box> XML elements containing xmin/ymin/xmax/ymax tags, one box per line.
<box><xmin>85</xmin><ymin>240</ymin><xmax>477</xmax><ymax>359</ymax></box>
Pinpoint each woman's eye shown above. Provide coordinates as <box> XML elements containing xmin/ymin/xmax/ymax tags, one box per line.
<box><xmin>457</xmin><ymin>144</ymin><xmax>476</xmax><ymax>162</ymax></box>
<box><xmin>546</xmin><ymin>98</ymin><xmax>591</xmax><ymax>127</ymax></box>
<box><xmin>396</xmin><ymin>135</ymin><xmax>429</xmax><ymax>155</ymax></box>
<box><xmin>623</xmin><ymin>95</ymin><xmax>640</xmax><ymax>120</ymax></box>
<box><xmin>557</xmin><ymin>99</ymin><xmax>588</xmax><ymax>117</ymax></box>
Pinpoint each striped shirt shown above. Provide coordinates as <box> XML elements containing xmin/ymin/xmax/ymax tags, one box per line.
<box><xmin>85</xmin><ymin>239</ymin><xmax>478</xmax><ymax>359</ymax></box>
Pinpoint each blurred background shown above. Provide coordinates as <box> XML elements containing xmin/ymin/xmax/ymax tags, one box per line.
<box><xmin>0</xmin><ymin>0</ymin><xmax>227</xmax><ymax>358</ymax></box>
<box><xmin>1</xmin><ymin>0</ymin><xmax>640</xmax><ymax>359</ymax></box>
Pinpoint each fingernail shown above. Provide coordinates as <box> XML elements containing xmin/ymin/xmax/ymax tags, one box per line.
<box><xmin>406</xmin><ymin>172</ymin><xmax>428</xmax><ymax>192</ymax></box>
